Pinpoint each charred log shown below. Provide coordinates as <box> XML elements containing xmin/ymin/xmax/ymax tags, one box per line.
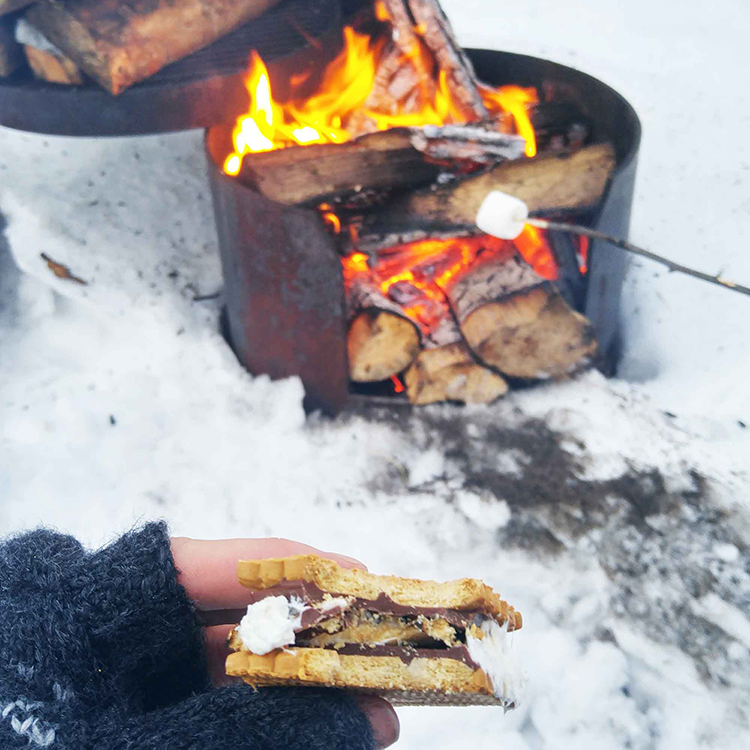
<box><xmin>26</xmin><ymin>0</ymin><xmax>285</xmax><ymax>94</ymax></box>
<box><xmin>357</xmin><ymin>143</ymin><xmax>616</xmax><ymax>252</ymax></box>
<box><xmin>443</xmin><ymin>249</ymin><xmax>597</xmax><ymax>379</ymax></box>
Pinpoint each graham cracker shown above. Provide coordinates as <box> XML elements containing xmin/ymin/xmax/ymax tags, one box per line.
<box><xmin>226</xmin><ymin>648</ymin><xmax>509</xmax><ymax>707</ymax></box>
<box><xmin>237</xmin><ymin>555</ymin><xmax>522</xmax><ymax>630</ymax></box>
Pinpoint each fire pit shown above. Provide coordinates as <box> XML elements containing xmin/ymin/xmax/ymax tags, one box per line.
<box><xmin>206</xmin><ymin>34</ymin><xmax>640</xmax><ymax>415</ymax></box>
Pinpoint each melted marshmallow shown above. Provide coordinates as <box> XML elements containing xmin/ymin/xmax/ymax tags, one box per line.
<box><xmin>237</xmin><ymin>596</ymin><xmax>308</xmax><ymax>655</ymax></box>
<box><xmin>466</xmin><ymin>619</ymin><xmax>527</xmax><ymax>708</ymax></box>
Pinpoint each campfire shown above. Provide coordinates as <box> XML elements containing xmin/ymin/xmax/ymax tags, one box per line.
<box><xmin>207</xmin><ymin>0</ymin><xmax>620</xmax><ymax>409</ymax></box>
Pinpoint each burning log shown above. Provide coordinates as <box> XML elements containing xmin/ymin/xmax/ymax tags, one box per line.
<box><xmin>237</xmin><ymin>126</ymin><xmax>524</xmax><ymax>206</ymax></box>
<box><xmin>26</xmin><ymin>0</ymin><xmax>285</xmax><ymax>94</ymax></box>
<box><xmin>357</xmin><ymin>143</ymin><xmax>617</xmax><ymax>252</ymax></box>
<box><xmin>348</xmin><ymin>0</ymin><xmax>488</xmax><ymax>135</ymax></box>
<box><xmin>406</xmin><ymin>0</ymin><xmax>488</xmax><ymax>119</ymax></box>
<box><xmin>0</xmin><ymin>16</ymin><xmax>22</xmax><ymax>77</ymax></box>
<box><xmin>404</xmin><ymin>318</ymin><xmax>508</xmax><ymax>405</ymax></box>
<box><xmin>443</xmin><ymin>250</ymin><xmax>597</xmax><ymax>379</ymax></box>
<box><xmin>347</xmin><ymin>279</ymin><xmax>421</xmax><ymax>382</ymax></box>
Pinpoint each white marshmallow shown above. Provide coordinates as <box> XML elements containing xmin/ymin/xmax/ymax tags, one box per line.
<box><xmin>475</xmin><ymin>191</ymin><xmax>529</xmax><ymax>240</ymax></box>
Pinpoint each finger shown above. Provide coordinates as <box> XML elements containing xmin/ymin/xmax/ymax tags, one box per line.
<box><xmin>171</xmin><ymin>537</ymin><xmax>366</xmax><ymax>611</ymax></box>
<box><xmin>355</xmin><ymin>696</ymin><xmax>400</xmax><ymax>750</ymax></box>
<box><xmin>204</xmin><ymin>624</ymin><xmax>243</xmax><ymax>687</ymax></box>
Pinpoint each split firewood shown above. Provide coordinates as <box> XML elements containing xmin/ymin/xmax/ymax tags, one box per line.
<box><xmin>0</xmin><ymin>0</ymin><xmax>34</xmax><ymax>17</ymax></box>
<box><xmin>237</xmin><ymin>126</ymin><xmax>523</xmax><ymax>206</ymax></box>
<box><xmin>26</xmin><ymin>0</ymin><xmax>285</xmax><ymax>95</ymax></box>
<box><xmin>347</xmin><ymin>278</ymin><xmax>421</xmax><ymax>382</ymax></box>
<box><xmin>442</xmin><ymin>248</ymin><xmax>597</xmax><ymax>379</ymax></box>
<box><xmin>0</xmin><ymin>16</ymin><xmax>23</xmax><ymax>77</ymax></box>
<box><xmin>406</xmin><ymin>0</ymin><xmax>488</xmax><ymax>119</ymax></box>
<box><xmin>404</xmin><ymin>317</ymin><xmax>508</xmax><ymax>405</ymax></box>
<box><xmin>357</xmin><ymin>143</ymin><xmax>616</xmax><ymax>252</ymax></box>
<box><xmin>347</xmin><ymin>0</ymin><xmax>488</xmax><ymax>136</ymax></box>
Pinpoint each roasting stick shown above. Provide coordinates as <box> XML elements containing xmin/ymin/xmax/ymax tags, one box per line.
<box><xmin>476</xmin><ymin>191</ymin><xmax>750</xmax><ymax>298</ymax></box>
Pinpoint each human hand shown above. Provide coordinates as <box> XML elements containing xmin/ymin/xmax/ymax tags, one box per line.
<box><xmin>171</xmin><ymin>537</ymin><xmax>400</xmax><ymax>749</ymax></box>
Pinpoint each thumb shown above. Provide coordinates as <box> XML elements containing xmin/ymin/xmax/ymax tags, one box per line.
<box><xmin>97</xmin><ymin>684</ymin><xmax>376</xmax><ymax>750</ymax></box>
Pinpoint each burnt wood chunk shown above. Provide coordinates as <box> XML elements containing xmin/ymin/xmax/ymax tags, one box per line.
<box><xmin>358</xmin><ymin>143</ymin><xmax>617</xmax><ymax>252</ymax></box>
<box><xmin>26</xmin><ymin>0</ymin><xmax>285</xmax><ymax>94</ymax></box>
<box><xmin>347</xmin><ymin>278</ymin><xmax>421</xmax><ymax>383</ymax></box>
<box><xmin>443</xmin><ymin>250</ymin><xmax>597</xmax><ymax>379</ymax></box>
<box><xmin>0</xmin><ymin>16</ymin><xmax>23</xmax><ymax>77</ymax></box>
<box><xmin>0</xmin><ymin>0</ymin><xmax>33</xmax><ymax>17</ymax></box>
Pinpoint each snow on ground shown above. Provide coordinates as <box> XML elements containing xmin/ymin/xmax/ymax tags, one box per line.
<box><xmin>1</xmin><ymin>0</ymin><xmax>749</xmax><ymax>748</ymax></box>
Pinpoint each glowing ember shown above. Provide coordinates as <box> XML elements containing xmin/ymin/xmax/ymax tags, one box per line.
<box><xmin>391</xmin><ymin>375</ymin><xmax>405</xmax><ymax>393</ymax></box>
<box><xmin>342</xmin><ymin>229</ymin><xmax>559</xmax><ymax>332</ymax></box>
<box><xmin>223</xmin><ymin>19</ymin><xmax>539</xmax><ymax>174</ymax></box>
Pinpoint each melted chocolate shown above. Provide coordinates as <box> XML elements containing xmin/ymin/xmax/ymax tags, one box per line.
<box><xmin>331</xmin><ymin>643</ymin><xmax>480</xmax><ymax>670</ymax></box>
<box><xmin>245</xmin><ymin>582</ymin><xmax>500</xmax><ymax>630</ymax></box>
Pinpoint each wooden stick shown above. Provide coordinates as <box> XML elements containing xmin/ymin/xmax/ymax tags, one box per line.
<box><xmin>443</xmin><ymin>249</ymin><xmax>597</xmax><ymax>379</ymax></box>
<box><xmin>26</xmin><ymin>0</ymin><xmax>285</xmax><ymax>94</ymax></box>
<box><xmin>357</xmin><ymin>143</ymin><xmax>616</xmax><ymax>252</ymax></box>
<box><xmin>528</xmin><ymin>218</ymin><xmax>750</xmax><ymax>299</ymax></box>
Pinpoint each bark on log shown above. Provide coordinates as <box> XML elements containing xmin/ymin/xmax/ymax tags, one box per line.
<box><xmin>404</xmin><ymin>317</ymin><xmax>508</xmax><ymax>405</ymax></box>
<box><xmin>406</xmin><ymin>0</ymin><xmax>488</xmax><ymax>120</ymax></box>
<box><xmin>26</xmin><ymin>0</ymin><xmax>285</xmax><ymax>94</ymax></box>
<box><xmin>0</xmin><ymin>0</ymin><xmax>33</xmax><ymax>17</ymax></box>
<box><xmin>0</xmin><ymin>16</ymin><xmax>22</xmax><ymax>77</ymax></box>
<box><xmin>347</xmin><ymin>0</ymin><xmax>488</xmax><ymax>136</ymax></box>
<box><xmin>24</xmin><ymin>45</ymin><xmax>84</xmax><ymax>84</ymax></box>
<box><xmin>443</xmin><ymin>250</ymin><xmax>597</xmax><ymax>379</ymax></box>
<box><xmin>357</xmin><ymin>143</ymin><xmax>617</xmax><ymax>252</ymax></box>
<box><xmin>347</xmin><ymin>279</ymin><xmax>421</xmax><ymax>382</ymax></box>
<box><xmin>238</xmin><ymin>128</ymin><xmax>441</xmax><ymax>206</ymax></box>
<box><xmin>237</xmin><ymin>125</ymin><xmax>523</xmax><ymax>206</ymax></box>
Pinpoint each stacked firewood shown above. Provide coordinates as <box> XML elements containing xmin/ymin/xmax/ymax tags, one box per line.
<box><xmin>0</xmin><ymin>0</ymin><xmax>285</xmax><ymax>90</ymax></box>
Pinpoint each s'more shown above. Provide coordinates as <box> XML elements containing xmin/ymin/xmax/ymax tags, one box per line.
<box><xmin>226</xmin><ymin>555</ymin><xmax>525</xmax><ymax>707</ymax></box>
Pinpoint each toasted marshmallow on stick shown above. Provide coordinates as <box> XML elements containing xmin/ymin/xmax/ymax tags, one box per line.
<box><xmin>226</xmin><ymin>555</ymin><xmax>525</xmax><ymax>708</ymax></box>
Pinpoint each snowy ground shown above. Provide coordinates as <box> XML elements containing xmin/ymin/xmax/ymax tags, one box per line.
<box><xmin>1</xmin><ymin>0</ymin><xmax>749</xmax><ymax>748</ymax></box>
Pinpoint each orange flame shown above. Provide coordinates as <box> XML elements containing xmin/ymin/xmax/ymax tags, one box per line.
<box><xmin>224</xmin><ymin>21</ymin><xmax>540</xmax><ymax>174</ymax></box>
<box><xmin>480</xmin><ymin>85</ymin><xmax>539</xmax><ymax>157</ymax></box>
<box><xmin>342</xmin><ymin>228</ymin><xmax>558</xmax><ymax>333</ymax></box>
